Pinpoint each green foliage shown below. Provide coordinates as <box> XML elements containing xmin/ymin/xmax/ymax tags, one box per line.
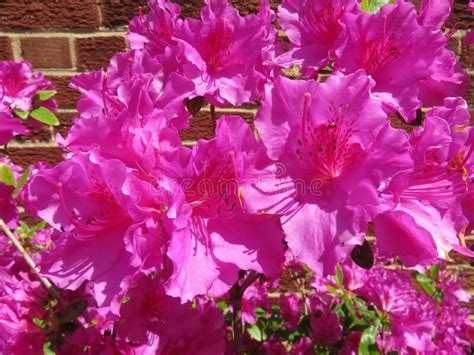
<box><xmin>0</xmin><ymin>164</ymin><xmax>15</xmax><ymax>186</ymax></box>
<box><xmin>36</xmin><ymin>90</ymin><xmax>57</xmax><ymax>101</ymax></box>
<box><xmin>29</xmin><ymin>106</ymin><xmax>59</xmax><ymax>126</ymax></box>
<box><xmin>13</xmin><ymin>167</ymin><xmax>30</xmax><ymax>198</ymax></box>
<box><xmin>360</xmin><ymin>0</ymin><xmax>394</xmax><ymax>13</ymax></box>
<box><xmin>359</xmin><ymin>325</ymin><xmax>380</xmax><ymax>355</ymax></box>
<box><xmin>13</xmin><ymin>109</ymin><xmax>30</xmax><ymax>120</ymax></box>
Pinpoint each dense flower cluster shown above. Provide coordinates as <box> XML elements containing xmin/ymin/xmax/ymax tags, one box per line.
<box><xmin>234</xmin><ymin>258</ymin><xmax>473</xmax><ymax>353</ymax></box>
<box><xmin>0</xmin><ymin>60</ymin><xmax>58</xmax><ymax>144</ymax></box>
<box><xmin>0</xmin><ymin>0</ymin><xmax>473</xmax><ymax>353</ymax></box>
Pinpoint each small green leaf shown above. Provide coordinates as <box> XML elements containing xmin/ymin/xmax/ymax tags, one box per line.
<box><xmin>29</xmin><ymin>106</ymin><xmax>59</xmax><ymax>126</ymax></box>
<box><xmin>335</xmin><ymin>263</ymin><xmax>344</xmax><ymax>288</ymax></box>
<box><xmin>36</xmin><ymin>90</ymin><xmax>57</xmax><ymax>101</ymax></box>
<box><xmin>13</xmin><ymin>167</ymin><xmax>30</xmax><ymax>197</ymax></box>
<box><xmin>326</xmin><ymin>285</ymin><xmax>340</xmax><ymax>296</ymax></box>
<box><xmin>14</xmin><ymin>110</ymin><xmax>30</xmax><ymax>120</ymax></box>
<box><xmin>247</xmin><ymin>323</ymin><xmax>264</xmax><ymax>341</ymax></box>
<box><xmin>358</xmin><ymin>325</ymin><xmax>380</xmax><ymax>355</ymax></box>
<box><xmin>0</xmin><ymin>164</ymin><xmax>15</xmax><ymax>186</ymax></box>
<box><xmin>360</xmin><ymin>0</ymin><xmax>394</xmax><ymax>13</ymax></box>
<box><xmin>430</xmin><ymin>264</ymin><xmax>440</xmax><ymax>280</ymax></box>
<box><xmin>43</xmin><ymin>342</ymin><xmax>55</xmax><ymax>355</ymax></box>
<box><xmin>32</xmin><ymin>317</ymin><xmax>46</xmax><ymax>329</ymax></box>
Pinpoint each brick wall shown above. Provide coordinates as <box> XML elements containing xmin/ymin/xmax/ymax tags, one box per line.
<box><xmin>0</xmin><ymin>0</ymin><xmax>473</xmax><ymax>307</ymax></box>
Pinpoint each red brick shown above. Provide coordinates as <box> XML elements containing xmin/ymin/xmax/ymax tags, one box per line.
<box><xmin>100</xmin><ymin>0</ymin><xmax>148</xmax><ymax>28</ymax></box>
<box><xmin>180</xmin><ymin>111</ymin><xmax>254</xmax><ymax>141</ymax></box>
<box><xmin>446</xmin><ymin>1</ymin><xmax>473</xmax><ymax>30</ymax></box>
<box><xmin>0</xmin><ymin>37</ymin><xmax>13</xmax><ymax>61</ymax></box>
<box><xmin>21</xmin><ymin>37</ymin><xmax>72</xmax><ymax>69</ymax></box>
<box><xmin>0</xmin><ymin>1</ymin><xmax>99</xmax><ymax>30</ymax></box>
<box><xmin>54</xmin><ymin>111</ymin><xmax>77</xmax><ymax>138</ymax></box>
<box><xmin>14</xmin><ymin>121</ymin><xmax>52</xmax><ymax>143</ymax></box>
<box><xmin>460</xmin><ymin>42</ymin><xmax>474</xmax><ymax>72</ymax></box>
<box><xmin>75</xmin><ymin>36</ymin><xmax>126</xmax><ymax>70</ymax></box>
<box><xmin>47</xmin><ymin>76</ymin><xmax>80</xmax><ymax>109</ymax></box>
<box><xmin>8</xmin><ymin>147</ymin><xmax>64</xmax><ymax>168</ymax></box>
<box><xmin>175</xmin><ymin>0</ymin><xmax>279</xmax><ymax>18</ymax></box>
<box><xmin>465</xmin><ymin>74</ymin><xmax>474</xmax><ymax>107</ymax></box>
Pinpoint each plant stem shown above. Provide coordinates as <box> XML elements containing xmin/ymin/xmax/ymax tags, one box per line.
<box><xmin>210</xmin><ymin>104</ymin><xmax>217</xmax><ymax>133</ymax></box>
<box><xmin>229</xmin><ymin>270</ymin><xmax>259</xmax><ymax>355</ymax></box>
<box><xmin>0</xmin><ymin>218</ymin><xmax>66</xmax><ymax>308</ymax></box>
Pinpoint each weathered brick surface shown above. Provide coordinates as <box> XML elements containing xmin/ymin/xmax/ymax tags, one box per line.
<box><xmin>21</xmin><ymin>37</ymin><xmax>72</xmax><ymax>69</ymax></box>
<box><xmin>180</xmin><ymin>111</ymin><xmax>254</xmax><ymax>141</ymax></box>
<box><xmin>46</xmin><ymin>76</ymin><xmax>80</xmax><ymax>109</ymax></box>
<box><xmin>0</xmin><ymin>1</ymin><xmax>100</xmax><ymax>30</ymax></box>
<box><xmin>100</xmin><ymin>0</ymin><xmax>148</xmax><ymax>28</ymax></box>
<box><xmin>14</xmin><ymin>121</ymin><xmax>52</xmax><ymax>143</ymax></box>
<box><xmin>76</xmin><ymin>36</ymin><xmax>126</xmax><ymax>70</ymax></box>
<box><xmin>8</xmin><ymin>147</ymin><xmax>64</xmax><ymax>168</ymax></box>
<box><xmin>0</xmin><ymin>36</ymin><xmax>13</xmax><ymax>61</ymax></box>
<box><xmin>176</xmin><ymin>0</ymin><xmax>278</xmax><ymax>18</ymax></box>
<box><xmin>460</xmin><ymin>42</ymin><xmax>474</xmax><ymax>70</ymax></box>
<box><xmin>54</xmin><ymin>111</ymin><xmax>77</xmax><ymax>138</ymax></box>
<box><xmin>446</xmin><ymin>0</ymin><xmax>473</xmax><ymax>30</ymax></box>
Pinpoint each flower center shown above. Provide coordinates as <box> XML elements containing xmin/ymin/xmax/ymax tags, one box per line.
<box><xmin>202</xmin><ymin>20</ymin><xmax>233</xmax><ymax>73</ymax></box>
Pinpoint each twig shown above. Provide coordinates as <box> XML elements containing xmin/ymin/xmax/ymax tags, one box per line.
<box><xmin>0</xmin><ymin>218</ymin><xmax>66</xmax><ymax>308</ymax></box>
<box><xmin>229</xmin><ymin>270</ymin><xmax>260</xmax><ymax>355</ymax></box>
<box><xmin>210</xmin><ymin>104</ymin><xmax>217</xmax><ymax>133</ymax></box>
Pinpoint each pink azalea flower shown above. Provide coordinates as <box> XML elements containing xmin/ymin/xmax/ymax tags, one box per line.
<box><xmin>335</xmin><ymin>1</ymin><xmax>445</xmax><ymax>121</ymax></box>
<box><xmin>127</xmin><ymin>0</ymin><xmax>182</xmax><ymax>55</ymax></box>
<box><xmin>0</xmin><ymin>270</ymin><xmax>47</xmax><ymax>354</ymax></box>
<box><xmin>372</xmin><ymin>97</ymin><xmax>474</xmax><ymax>266</ymax></box>
<box><xmin>175</xmin><ymin>0</ymin><xmax>277</xmax><ymax>106</ymax></box>
<box><xmin>309</xmin><ymin>306</ymin><xmax>342</xmax><ymax>345</ymax></box>
<box><xmin>25</xmin><ymin>153</ymin><xmax>184</xmax><ymax>307</ymax></box>
<box><xmin>277</xmin><ymin>0</ymin><xmax>358</xmax><ymax>75</ymax></box>
<box><xmin>0</xmin><ymin>112</ymin><xmax>29</xmax><ymax>145</ymax></box>
<box><xmin>161</xmin><ymin>116</ymin><xmax>285</xmax><ymax>301</ymax></box>
<box><xmin>0</xmin><ymin>156</ymin><xmax>21</xmax><ymax>228</ymax></box>
<box><xmin>354</xmin><ymin>267</ymin><xmax>436</xmax><ymax>353</ymax></box>
<box><xmin>114</xmin><ymin>273</ymin><xmax>226</xmax><ymax>354</ymax></box>
<box><xmin>418</xmin><ymin>0</ymin><xmax>453</xmax><ymax>28</ymax></box>
<box><xmin>246</xmin><ymin>71</ymin><xmax>412</xmax><ymax>275</ymax></box>
<box><xmin>463</xmin><ymin>1</ymin><xmax>474</xmax><ymax>45</ymax></box>
<box><xmin>0</xmin><ymin>60</ymin><xmax>56</xmax><ymax>113</ymax></box>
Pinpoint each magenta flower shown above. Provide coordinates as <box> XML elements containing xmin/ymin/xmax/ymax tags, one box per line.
<box><xmin>0</xmin><ymin>157</ymin><xmax>19</xmax><ymax>228</ymax></box>
<box><xmin>310</xmin><ymin>307</ymin><xmax>342</xmax><ymax>345</ymax></box>
<box><xmin>25</xmin><ymin>153</ymin><xmax>183</xmax><ymax>307</ymax></box>
<box><xmin>175</xmin><ymin>0</ymin><xmax>276</xmax><ymax>106</ymax></box>
<box><xmin>114</xmin><ymin>272</ymin><xmax>226</xmax><ymax>353</ymax></box>
<box><xmin>161</xmin><ymin>116</ymin><xmax>285</xmax><ymax>301</ymax></box>
<box><xmin>247</xmin><ymin>71</ymin><xmax>412</xmax><ymax>275</ymax></box>
<box><xmin>0</xmin><ymin>60</ymin><xmax>56</xmax><ymax>113</ymax></box>
<box><xmin>335</xmin><ymin>1</ymin><xmax>445</xmax><ymax>121</ymax></box>
<box><xmin>372</xmin><ymin>97</ymin><xmax>474</xmax><ymax>266</ymax></box>
<box><xmin>277</xmin><ymin>0</ymin><xmax>358</xmax><ymax>75</ymax></box>
<box><xmin>0</xmin><ymin>270</ymin><xmax>47</xmax><ymax>354</ymax></box>
<box><xmin>128</xmin><ymin>0</ymin><xmax>182</xmax><ymax>55</ymax></box>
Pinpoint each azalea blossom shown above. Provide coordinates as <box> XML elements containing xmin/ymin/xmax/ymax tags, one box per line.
<box><xmin>161</xmin><ymin>116</ymin><xmax>285</xmax><ymax>300</ymax></box>
<box><xmin>25</xmin><ymin>153</ymin><xmax>184</xmax><ymax>307</ymax></box>
<box><xmin>247</xmin><ymin>71</ymin><xmax>412</xmax><ymax>275</ymax></box>
<box><xmin>372</xmin><ymin>97</ymin><xmax>474</xmax><ymax>266</ymax></box>
<box><xmin>277</xmin><ymin>0</ymin><xmax>358</xmax><ymax>75</ymax></box>
<box><xmin>175</xmin><ymin>0</ymin><xmax>277</xmax><ymax>106</ymax></box>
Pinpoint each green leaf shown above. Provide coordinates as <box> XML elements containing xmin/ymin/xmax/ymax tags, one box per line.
<box><xmin>247</xmin><ymin>323</ymin><xmax>264</xmax><ymax>341</ymax></box>
<box><xmin>32</xmin><ymin>317</ymin><xmax>46</xmax><ymax>329</ymax></box>
<box><xmin>29</xmin><ymin>106</ymin><xmax>59</xmax><ymax>126</ymax></box>
<box><xmin>0</xmin><ymin>164</ymin><xmax>15</xmax><ymax>186</ymax></box>
<box><xmin>430</xmin><ymin>264</ymin><xmax>440</xmax><ymax>280</ymax></box>
<box><xmin>326</xmin><ymin>285</ymin><xmax>339</xmax><ymax>296</ymax></box>
<box><xmin>360</xmin><ymin>0</ymin><xmax>394</xmax><ymax>13</ymax></box>
<box><xmin>14</xmin><ymin>110</ymin><xmax>30</xmax><ymax>120</ymax></box>
<box><xmin>217</xmin><ymin>301</ymin><xmax>229</xmax><ymax>315</ymax></box>
<box><xmin>415</xmin><ymin>273</ymin><xmax>436</xmax><ymax>296</ymax></box>
<box><xmin>335</xmin><ymin>263</ymin><xmax>344</xmax><ymax>288</ymax></box>
<box><xmin>36</xmin><ymin>90</ymin><xmax>57</xmax><ymax>101</ymax></box>
<box><xmin>358</xmin><ymin>325</ymin><xmax>380</xmax><ymax>355</ymax></box>
<box><xmin>43</xmin><ymin>342</ymin><xmax>56</xmax><ymax>355</ymax></box>
<box><xmin>13</xmin><ymin>167</ymin><xmax>30</xmax><ymax>197</ymax></box>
